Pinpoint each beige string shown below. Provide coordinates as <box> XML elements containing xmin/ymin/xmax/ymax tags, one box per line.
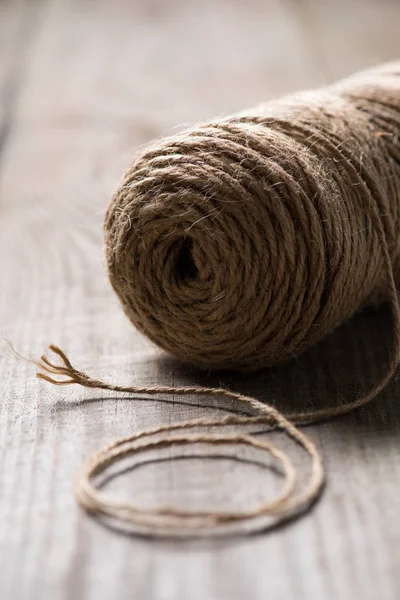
<box><xmin>35</xmin><ymin>346</ymin><xmax>321</xmax><ymax>533</ymax></box>
<box><xmin>35</xmin><ymin>62</ymin><xmax>400</xmax><ymax>536</ymax></box>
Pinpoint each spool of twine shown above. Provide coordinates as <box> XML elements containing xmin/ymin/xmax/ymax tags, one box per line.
<box><xmin>105</xmin><ymin>62</ymin><xmax>400</xmax><ymax>371</ymax></box>
<box><xmin>35</xmin><ymin>62</ymin><xmax>400</xmax><ymax>536</ymax></box>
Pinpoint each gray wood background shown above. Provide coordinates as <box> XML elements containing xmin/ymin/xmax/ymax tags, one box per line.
<box><xmin>1</xmin><ymin>0</ymin><xmax>400</xmax><ymax>598</ymax></box>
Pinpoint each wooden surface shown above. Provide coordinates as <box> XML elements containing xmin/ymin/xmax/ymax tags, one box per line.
<box><xmin>1</xmin><ymin>0</ymin><xmax>400</xmax><ymax>598</ymax></box>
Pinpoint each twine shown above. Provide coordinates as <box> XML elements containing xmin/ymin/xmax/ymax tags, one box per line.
<box><xmin>105</xmin><ymin>62</ymin><xmax>400</xmax><ymax>371</ymax></box>
<box><xmin>35</xmin><ymin>62</ymin><xmax>400</xmax><ymax>535</ymax></box>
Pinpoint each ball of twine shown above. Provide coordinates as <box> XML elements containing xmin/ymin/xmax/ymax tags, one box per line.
<box><xmin>34</xmin><ymin>63</ymin><xmax>400</xmax><ymax>536</ymax></box>
<box><xmin>105</xmin><ymin>62</ymin><xmax>400</xmax><ymax>371</ymax></box>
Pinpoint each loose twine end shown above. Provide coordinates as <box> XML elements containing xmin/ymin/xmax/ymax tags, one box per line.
<box><xmin>33</xmin><ymin>344</ymin><xmax>326</xmax><ymax>536</ymax></box>
<box><xmin>35</xmin><ymin>344</ymin><xmax>97</xmax><ymax>387</ymax></box>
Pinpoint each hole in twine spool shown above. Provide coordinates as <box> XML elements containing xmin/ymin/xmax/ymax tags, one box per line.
<box><xmin>33</xmin><ymin>62</ymin><xmax>400</xmax><ymax>536</ymax></box>
<box><xmin>175</xmin><ymin>239</ymin><xmax>199</xmax><ymax>281</ymax></box>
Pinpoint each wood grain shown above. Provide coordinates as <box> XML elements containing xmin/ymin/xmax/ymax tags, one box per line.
<box><xmin>1</xmin><ymin>0</ymin><xmax>400</xmax><ymax>598</ymax></box>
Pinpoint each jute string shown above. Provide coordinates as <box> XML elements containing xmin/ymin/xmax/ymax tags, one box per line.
<box><xmin>35</xmin><ymin>62</ymin><xmax>400</xmax><ymax>535</ymax></box>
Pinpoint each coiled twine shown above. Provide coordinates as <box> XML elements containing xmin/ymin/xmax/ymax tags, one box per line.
<box><xmin>105</xmin><ymin>62</ymin><xmax>400</xmax><ymax>371</ymax></box>
<box><xmin>34</xmin><ymin>63</ymin><xmax>400</xmax><ymax>537</ymax></box>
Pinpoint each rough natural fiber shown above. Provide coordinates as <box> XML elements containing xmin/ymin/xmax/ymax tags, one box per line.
<box><xmin>34</xmin><ymin>345</ymin><xmax>323</xmax><ymax>536</ymax></box>
<box><xmin>35</xmin><ymin>63</ymin><xmax>400</xmax><ymax>536</ymax></box>
<box><xmin>105</xmin><ymin>62</ymin><xmax>400</xmax><ymax>371</ymax></box>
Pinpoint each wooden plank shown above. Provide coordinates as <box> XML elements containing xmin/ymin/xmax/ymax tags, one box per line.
<box><xmin>1</xmin><ymin>1</ymin><xmax>400</xmax><ymax>599</ymax></box>
<box><xmin>0</xmin><ymin>0</ymin><xmax>47</xmax><ymax>163</ymax></box>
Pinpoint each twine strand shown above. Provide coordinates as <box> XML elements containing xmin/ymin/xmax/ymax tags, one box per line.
<box><xmin>35</xmin><ymin>345</ymin><xmax>323</xmax><ymax>533</ymax></box>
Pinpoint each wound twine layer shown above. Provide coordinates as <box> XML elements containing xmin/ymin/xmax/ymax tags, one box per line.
<box><xmin>36</xmin><ymin>62</ymin><xmax>400</xmax><ymax>536</ymax></box>
<box><xmin>105</xmin><ymin>62</ymin><xmax>400</xmax><ymax>371</ymax></box>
